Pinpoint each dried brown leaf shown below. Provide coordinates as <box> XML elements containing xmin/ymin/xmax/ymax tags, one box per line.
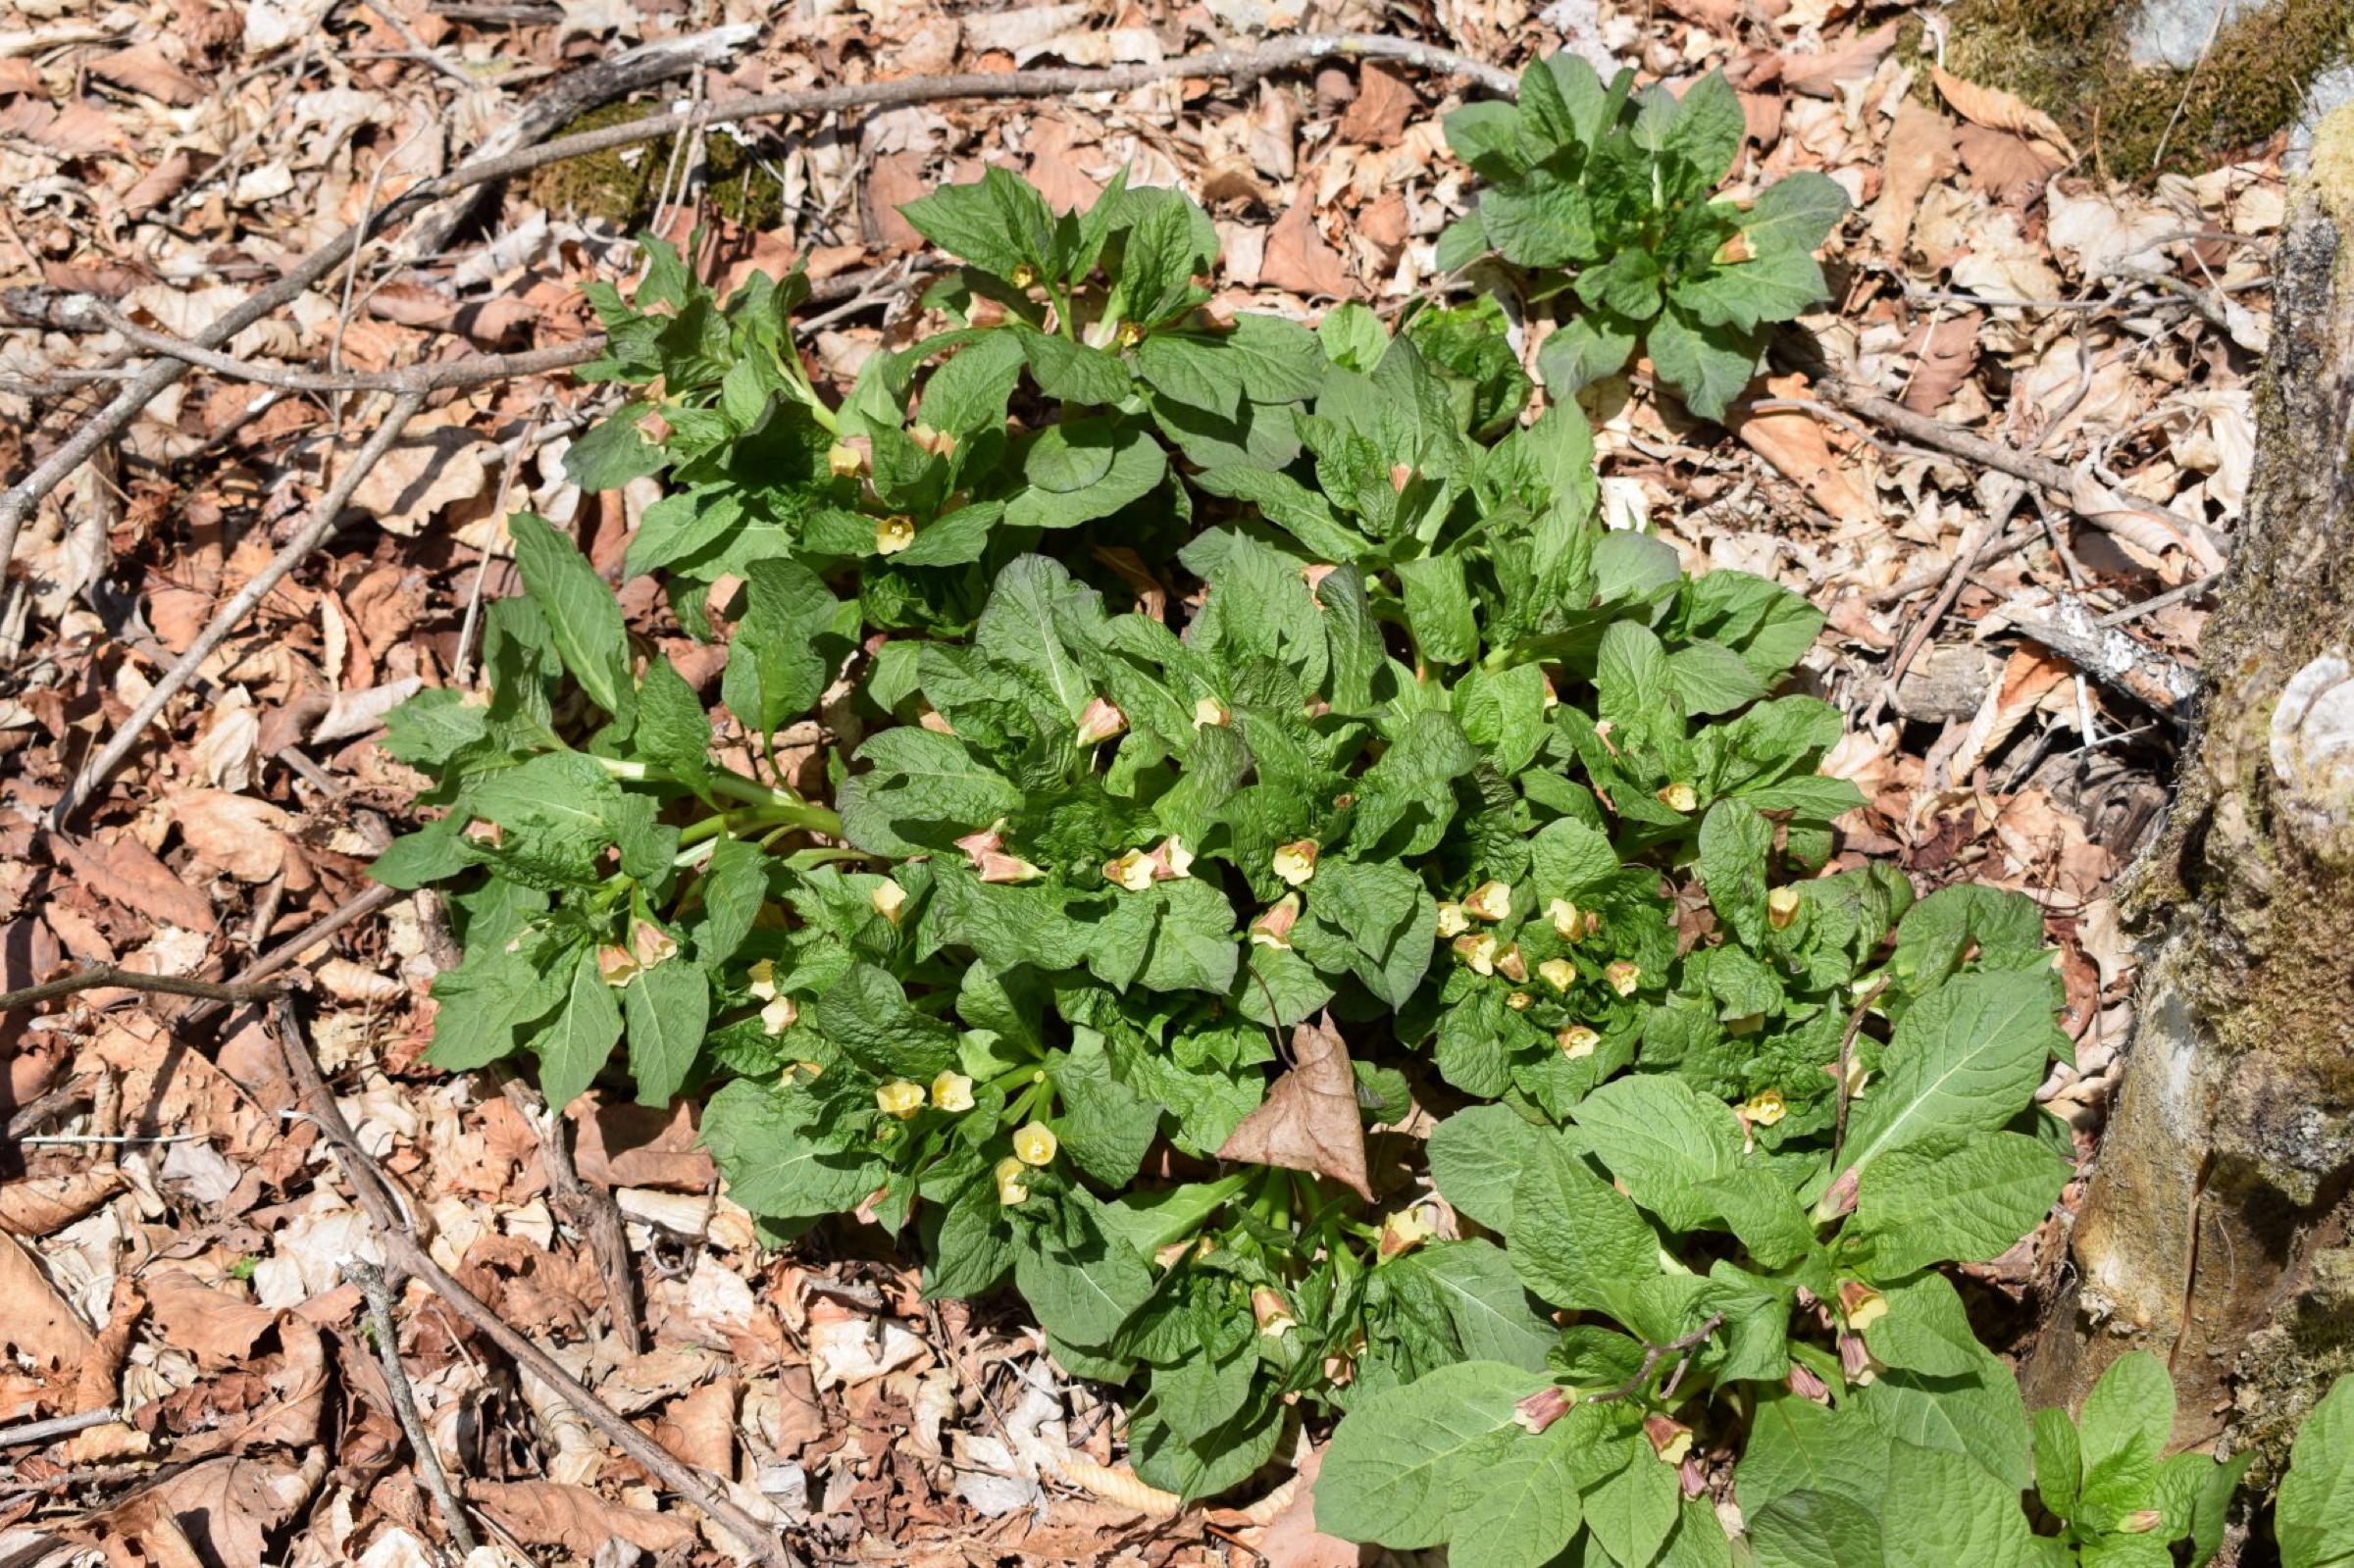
<box><xmin>90</xmin><ymin>43</ymin><xmax>207</xmax><ymax>106</ymax></box>
<box><xmin>0</xmin><ymin>97</ymin><xmax>124</xmax><ymax>158</ymax></box>
<box><xmin>0</xmin><ymin>1167</ymin><xmax>128</xmax><ymax>1237</ymax></box>
<box><xmin>1337</xmin><ymin>63</ymin><xmax>1416</xmax><ymax>147</ymax></box>
<box><xmin>0</xmin><ymin>1234</ymin><xmax>96</xmax><ymax>1392</ymax></box>
<box><xmin>467</xmin><ymin>1480</ymin><xmax>700</xmax><ymax>1555</ymax></box>
<box><xmin>1727</xmin><ymin>376</ymin><xmax>1877</xmax><ymax>528</ymax></box>
<box><xmin>1216</xmin><ymin>1014</ymin><xmax>1373</xmax><ymax>1199</ymax></box>
<box><xmin>1781</xmin><ymin>21</ymin><xmax>1898</xmax><ymax>98</ymax></box>
<box><xmin>1870</xmin><ymin>101</ymin><xmax>1958</xmax><ymax>259</ymax></box>
<box><xmin>1898</xmin><ymin>309</ymin><xmax>1982</xmax><ymax>416</ymax></box>
<box><xmin>1259</xmin><ymin>200</ymin><xmax>1353</xmax><ymax>300</ymax></box>
<box><xmin>145</xmin><ymin>1269</ymin><xmax>277</xmax><ymax>1370</ymax></box>
<box><xmin>1931</xmin><ymin>66</ymin><xmax>2075</xmax><ymax>160</ymax></box>
<box><xmin>170</xmin><ymin>789</ymin><xmax>293</xmax><ymax>884</ymax></box>
<box><xmin>1955</xmin><ymin>124</ymin><xmax>2066</xmax><ymax>208</ymax></box>
<box><xmin>46</xmin><ymin>832</ymin><xmax>217</xmax><ymax>933</ymax></box>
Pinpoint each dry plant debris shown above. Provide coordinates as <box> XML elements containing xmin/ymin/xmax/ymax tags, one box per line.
<box><xmin>0</xmin><ymin>0</ymin><xmax>2284</xmax><ymax>1560</ymax></box>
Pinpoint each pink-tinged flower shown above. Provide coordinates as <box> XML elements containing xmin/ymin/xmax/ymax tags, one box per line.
<box><xmin>1606</xmin><ymin>960</ymin><xmax>1642</xmax><ymax>996</ymax></box>
<box><xmin>1075</xmin><ymin>697</ymin><xmax>1127</xmax><ymax>745</ymax></box>
<box><xmin>1787</xmin><ymin>1363</ymin><xmax>1830</xmax><ymax>1403</ymax></box>
<box><xmin>1838</xmin><ymin>1280</ymin><xmax>1887</xmax><ymax>1331</ymax></box>
<box><xmin>1496</xmin><ymin>945</ymin><xmax>1529</xmax><ymax>984</ymax></box>
<box><xmin>954</xmin><ymin>824</ymin><xmax>1004</xmax><ymax>861</ymax></box>
<box><xmin>977</xmin><ymin>852</ymin><xmax>1045</xmax><ymax>884</ymax></box>
<box><xmin>2119</xmin><ymin>1511</ymin><xmax>2164</xmax><ymax>1535</ymax></box>
<box><xmin>1644</xmin><ymin>1414</ymin><xmax>1694</xmax><ymax>1465</ymax></box>
<box><xmin>1819</xmin><ymin>1167</ymin><xmax>1861</xmax><ymax>1219</ymax></box>
<box><xmin>1454</xmin><ymin>933</ymin><xmax>1498</xmax><ymax>976</ymax></box>
<box><xmin>1252</xmin><ymin>1287</ymin><xmax>1296</xmax><ymax>1337</ymax></box>
<box><xmin>1558</xmin><ymin>1025</ymin><xmax>1600</xmax><ymax>1058</ymax></box>
<box><xmin>1378</xmin><ymin>1207</ymin><xmax>1436</xmax><ymax>1258</ymax></box>
<box><xmin>1513</xmin><ymin>1387</ymin><xmax>1574</xmax><ymax>1434</ymax></box>
<box><xmin>1462</xmin><ymin>881</ymin><xmax>1513</xmax><ymax>922</ymax></box>
<box><xmin>760</xmin><ymin>995</ymin><xmax>799</xmax><ymax>1036</ymax></box>
<box><xmin>629</xmin><ymin>919</ymin><xmax>678</xmax><ymax>970</ymax></box>
<box><xmin>826</xmin><ymin>437</ymin><xmax>871</xmax><ymax>478</ymax></box>
<box><xmin>1104</xmin><ymin>849</ymin><xmax>1155</xmax><ymax>891</ymax></box>
<box><xmin>1251</xmin><ymin>894</ymin><xmax>1301</xmax><ymax>950</ymax></box>
<box><xmin>1679</xmin><ymin>1453</ymin><xmax>1710</xmax><ymax>1498</ymax></box>
<box><xmin>1838</xmin><ymin>1332</ymin><xmax>1877</xmax><ymax>1384</ymax></box>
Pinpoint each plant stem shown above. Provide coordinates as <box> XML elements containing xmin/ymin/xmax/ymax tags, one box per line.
<box><xmin>596</xmin><ymin>755</ymin><xmax>843</xmax><ymax>836</ymax></box>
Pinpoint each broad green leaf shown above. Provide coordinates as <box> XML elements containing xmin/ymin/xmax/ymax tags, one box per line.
<box><xmin>1835</xmin><ymin>972</ymin><xmax>2065</xmax><ymax>1195</ymax></box>
<box><xmin>1748</xmin><ymin>1491</ymin><xmax>1884</xmax><ymax>1568</ymax></box>
<box><xmin>1510</xmin><ymin>1134</ymin><xmax>1660</xmax><ymax>1318</ymax></box>
<box><xmin>702</xmin><ymin>1079</ymin><xmax>884</xmax><ymax>1220</ymax></box>
<box><xmin>1582</xmin><ymin>1444</ymin><xmax>1680</xmax><ymax>1568</ymax></box>
<box><xmin>534</xmin><ymin>947</ymin><xmax>623</xmax><ymax>1109</ymax></box>
<box><xmin>624</xmin><ymin>960</ymin><xmax>707</xmax><ymax>1106</ymax></box>
<box><xmin>1572</xmin><ymin>1073</ymin><xmax>1743</xmax><ymax>1232</ymax></box>
<box><xmin>1429</xmin><ymin>1105</ymin><xmax>1551</xmax><ymax>1232</ymax></box>
<box><xmin>507</xmin><ymin>512</ymin><xmax>635</xmax><ymax>725</ymax></box>
<box><xmin>1409</xmin><ymin>1239</ymin><xmax>1558</xmax><ymax>1371</ymax></box>
<box><xmin>2076</xmin><ymin>1352</ymin><xmax>2173</xmax><ymax>1531</ymax></box>
<box><xmin>1739</xmin><ymin>1391</ymin><xmax>1893</xmax><ymax>1515</ymax></box>
<box><xmin>2031</xmin><ymin>1406</ymin><xmax>2080</xmax><ymax>1521</ymax></box>
<box><xmin>1316</xmin><ymin>1361</ymin><xmax>1544</xmax><ymax>1548</ymax></box>
<box><xmin>1879</xmin><ymin>1440</ymin><xmax>2043</xmax><ymax>1568</ymax></box>
<box><xmin>1849</xmin><ymin>1130</ymin><xmax>2070</xmax><ymax>1278</ymax></box>
<box><xmin>1129</xmin><ymin>1391</ymin><xmax>1284</xmax><ymax>1502</ymax></box>
<box><xmin>1447</xmin><ymin>1417</ymin><xmax>1593</xmax><ymax>1568</ymax></box>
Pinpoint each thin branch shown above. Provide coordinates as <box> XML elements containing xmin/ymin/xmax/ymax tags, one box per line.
<box><xmin>0</xmin><ymin>964</ymin><xmax>293</xmax><ymax>1015</ymax></box>
<box><xmin>0</xmin><ymin>34</ymin><xmax>1514</xmax><ymax>574</ymax></box>
<box><xmin>50</xmin><ymin>298</ymin><xmax>603</xmax><ymax>393</ymax></box>
<box><xmin>272</xmin><ymin>996</ymin><xmax>802</xmax><ymax>1568</ymax></box>
<box><xmin>350</xmin><ymin>1260</ymin><xmax>483</xmax><ymax>1556</ymax></box>
<box><xmin>179</xmin><ymin>881</ymin><xmax>405</xmax><ymax>1028</ymax></box>
<box><xmin>503</xmin><ymin>1078</ymin><xmax>644</xmax><ymax>1357</ymax></box>
<box><xmin>48</xmin><ymin>391</ymin><xmax>428</xmax><ymax>830</ymax></box>
<box><xmin>1587</xmin><ymin>1314</ymin><xmax>1724</xmax><ymax>1405</ymax></box>
<box><xmin>0</xmin><ymin>1407</ymin><xmax>122</xmax><ymax>1447</ymax></box>
<box><xmin>1819</xmin><ymin>381</ymin><xmax>2226</xmax><ymax>580</ymax></box>
<box><xmin>1829</xmin><ymin>980</ymin><xmax>1890</xmax><ymax>1181</ymax></box>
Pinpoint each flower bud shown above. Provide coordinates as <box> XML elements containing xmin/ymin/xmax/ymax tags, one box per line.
<box><xmin>1839</xmin><ymin>1331</ymin><xmax>1877</xmax><ymax>1384</ymax></box>
<box><xmin>1010</xmin><ymin>262</ymin><xmax>1038</xmax><ymax>289</ymax></box>
<box><xmin>1388</xmin><ymin>463</ymin><xmax>1415</xmax><ymax>493</ymax></box>
<box><xmin>1454</xmin><ymin>934</ymin><xmax>1498</xmax><ymax>976</ymax></box>
<box><xmin>1435</xmin><ymin>902</ymin><xmax>1470</xmax><ymax>937</ymax></box>
<box><xmin>1548</xmin><ymin>897</ymin><xmax>1582</xmax><ymax>940</ymax></box>
<box><xmin>874</xmin><ymin>516</ymin><xmax>916</xmax><ymax>555</ymax></box>
<box><xmin>908</xmin><ymin>423</ymin><xmax>956</xmax><ymax>457</ymax></box>
<box><xmin>1714</xmin><ymin>231</ymin><xmax>1755</xmax><ymax>267</ymax></box>
<box><xmin>1606</xmin><ymin>960</ymin><xmax>1642</xmax><ymax>996</ymax></box>
<box><xmin>1193</xmin><ymin>696</ymin><xmax>1230</xmax><ymax>729</ymax></box>
<box><xmin>978</xmin><ymin>852</ymin><xmax>1045</xmax><ymax>884</ymax></box>
<box><xmin>1539</xmin><ymin>958</ymin><xmax>1577</xmax><ymax>992</ymax></box>
<box><xmin>1658</xmin><ymin>782</ymin><xmax>1697</xmax><ymax>813</ymax></box>
<box><xmin>1766</xmin><ymin>885</ymin><xmax>1802</xmax><ymax>930</ymax></box>
<box><xmin>1819</xmin><ymin>1166</ymin><xmax>1861</xmax><ymax>1219</ymax></box>
<box><xmin>1558</xmin><ymin>1025</ymin><xmax>1600</xmax><ymax>1058</ymax></box>
<box><xmin>2119</xmin><ymin>1510</ymin><xmax>2164</xmax><ymax>1535</ymax></box>
<box><xmin>746</xmin><ymin>958</ymin><xmax>781</xmax><ymax>1002</ymax></box>
<box><xmin>932</xmin><ymin>1072</ymin><xmax>975</xmax><ymax>1112</ymax></box>
<box><xmin>1787</xmin><ymin>1363</ymin><xmax>1830</xmax><ymax>1403</ymax></box>
<box><xmin>876</xmin><ymin>1081</ymin><xmax>925</xmax><ymax>1120</ymax></box>
<box><xmin>1513</xmin><ymin>1386</ymin><xmax>1574</xmax><ymax>1434</ymax></box>
<box><xmin>761</xmin><ymin>994</ymin><xmax>799</xmax><ymax>1036</ymax></box>
<box><xmin>1252</xmin><ymin>1287</ymin><xmax>1296</xmax><ymax>1337</ymax></box>
<box><xmin>1462</xmin><ymin>881</ymin><xmax>1513</xmax><ymax>922</ymax></box>
<box><xmin>995</xmin><ymin>1155</ymin><xmax>1030</xmax><ymax>1205</ymax></box>
<box><xmin>1075</xmin><ymin>697</ymin><xmax>1127</xmax><ymax>745</ymax></box>
<box><xmin>1251</xmin><ymin>894</ymin><xmax>1301</xmax><ymax>950</ymax></box>
<box><xmin>1644</xmin><ymin>1414</ymin><xmax>1695</xmax><ymax>1466</ymax></box>
<box><xmin>871</xmin><ymin>880</ymin><xmax>908</xmax><ymax>924</ymax></box>
<box><xmin>1012</xmin><ymin>1121</ymin><xmax>1058</xmax><ymax>1167</ymax></box>
<box><xmin>1272</xmin><ymin>839</ymin><xmax>1319</xmax><ymax>887</ymax></box>
<box><xmin>1838</xmin><ymin>1280</ymin><xmax>1887</xmax><ymax>1332</ymax></box>
<box><xmin>1506</xmin><ymin>990</ymin><xmax>1533</xmax><ymax>1010</ymax></box>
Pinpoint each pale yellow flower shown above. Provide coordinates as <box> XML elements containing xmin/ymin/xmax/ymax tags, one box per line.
<box><xmin>760</xmin><ymin>995</ymin><xmax>799</xmax><ymax>1036</ymax></box>
<box><xmin>871</xmin><ymin>880</ymin><xmax>908</xmax><ymax>924</ymax></box>
<box><xmin>1462</xmin><ymin>881</ymin><xmax>1513</xmax><ymax>922</ymax></box>
<box><xmin>1767</xmin><ymin>885</ymin><xmax>1803</xmax><ymax>929</ymax></box>
<box><xmin>1547</xmin><ymin>897</ymin><xmax>1581</xmax><ymax>940</ymax></box>
<box><xmin>1193</xmin><ymin>696</ymin><xmax>1230</xmax><ymax>729</ymax></box>
<box><xmin>1539</xmin><ymin>958</ymin><xmax>1576</xmax><ymax>992</ymax></box>
<box><xmin>1657</xmin><ymin>782</ymin><xmax>1697</xmax><ymax>812</ymax></box>
<box><xmin>1103</xmin><ymin>849</ymin><xmax>1155</xmax><ymax>891</ymax></box>
<box><xmin>1742</xmin><ymin>1088</ymin><xmax>1787</xmax><ymax>1128</ymax></box>
<box><xmin>1272</xmin><ymin>839</ymin><xmax>1318</xmax><ymax>887</ymax></box>
<box><xmin>1454</xmin><ymin>933</ymin><xmax>1498</xmax><ymax>976</ymax></box>
<box><xmin>1558</xmin><ymin>1025</ymin><xmax>1600</xmax><ymax>1058</ymax></box>
<box><xmin>874</xmin><ymin>516</ymin><xmax>916</xmax><ymax>555</ymax></box>
<box><xmin>1435</xmin><ymin>902</ymin><xmax>1470</xmax><ymax>937</ymax></box>
<box><xmin>932</xmin><ymin>1072</ymin><xmax>975</xmax><ymax>1113</ymax></box>
<box><xmin>876</xmin><ymin>1081</ymin><xmax>925</xmax><ymax>1120</ymax></box>
<box><xmin>746</xmin><ymin>959</ymin><xmax>780</xmax><ymax>1001</ymax></box>
<box><xmin>1606</xmin><ymin>960</ymin><xmax>1642</xmax><ymax>996</ymax></box>
<box><xmin>995</xmin><ymin>1156</ymin><xmax>1030</xmax><ymax>1205</ymax></box>
<box><xmin>1012</xmin><ymin>1121</ymin><xmax>1058</xmax><ymax>1167</ymax></box>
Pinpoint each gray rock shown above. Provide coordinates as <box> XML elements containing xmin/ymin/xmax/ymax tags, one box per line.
<box><xmin>2124</xmin><ymin>0</ymin><xmax>2264</xmax><ymax>70</ymax></box>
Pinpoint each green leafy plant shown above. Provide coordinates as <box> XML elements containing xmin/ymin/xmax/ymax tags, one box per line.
<box><xmin>2280</xmin><ymin>1374</ymin><xmax>2354</xmax><ymax>1568</ymax></box>
<box><xmin>1438</xmin><ymin>57</ymin><xmax>1849</xmax><ymax>419</ymax></box>
<box><xmin>373</xmin><ymin>134</ymin><xmax>2088</xmax><ymax>1533</ymax></box>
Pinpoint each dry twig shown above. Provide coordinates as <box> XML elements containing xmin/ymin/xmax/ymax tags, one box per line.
<box><xmin>0</xmin><ymin>964</ymin><xmax>292</xmax><ymax>1016</ymax></box>
<box><xmin>502</xmin><ymin>1079</ymin><xmax>645</xmax><ymax>1356</ymax></box>
<box><xmin>48</xmin><ymin>390</ymin><xmax>428</xmax><ymax>829</ymax></box>
<box><xmin>351</xmin><ymin>1261</ymin><xmax>483</xmax><ymax>1555</ymax></box>
<box><xmin>272</xmin><ymin>996</ymin><xmax>802</xmax><ymax>1568</ymax></box>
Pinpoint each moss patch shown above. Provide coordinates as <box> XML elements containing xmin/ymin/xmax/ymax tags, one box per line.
<box><xmin>1936</xmin><ymin>0</ymin><xmax>2354</xmax><ymax>178</ymax></box>
<box><xmin>526</xmin><ymin>101</ymin><xmax>788</xmax><ymax>232</ymax></box>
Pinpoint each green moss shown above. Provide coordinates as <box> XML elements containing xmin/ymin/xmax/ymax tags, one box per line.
<box><xmin>526</xmin><ymin>100</ymin><xmax>788</xmax><ymax>231</ymax></box>
<box><xmin>1935</xmin><ymin>0</ymin><xmax>2354</xmax><ymax>178</ymax></box>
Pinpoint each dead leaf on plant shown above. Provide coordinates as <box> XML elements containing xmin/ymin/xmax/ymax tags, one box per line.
<box><xmin>1216</xmin><ymin>1013</ymin><xmax>1373</xmax><ymax>1200</ymax></box>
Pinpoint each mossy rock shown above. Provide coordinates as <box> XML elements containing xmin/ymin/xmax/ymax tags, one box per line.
<box><xmin>527</xmin><ymin>99</ymin><xmax>788</xmax><ymax>231</ymax></box>
<box><xmin>1933</xmin><ymin>0</ymin><xmax>2354</xmax><ymax>177</ymax></box>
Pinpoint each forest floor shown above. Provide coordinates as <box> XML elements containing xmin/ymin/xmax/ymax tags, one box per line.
<box><xmin>0</xmin><ymin>0</ymin><xmax>2285</xmax><ymax>1562</ymax></box>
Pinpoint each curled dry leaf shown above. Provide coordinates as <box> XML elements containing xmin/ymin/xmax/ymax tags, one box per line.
<box><xmin>1780</xmin><ymin>20</ymin><xmax>1898</xmax><ymax>98</ymax></box>
<box><xmin>170</xmin><ymin>788</ymin><xmax>295</xmax><ymax>884</ymax></box>
<box><xmin>1727</xmin><ymin>376</ymin><xmax>1878</xmax><ymax>528</ymax></box>
<box><xmin>144</xmin><ymin>1268</ymin><xmax>279</xmax><ymax>1370</ymax></box>
<box><xmin>1899</xmin><ymin>309</ymin><xmax>1983</xmax><ymax>416</ymax></box>
<box><xmin>89</xmin><ymin>42</ymin><xmax>207</xmax><ymax>105</ymax></box>
<box><xmin>466</xmin><ymin>1480</ymin><xmax>700</xmax><ymax>1555</ymax></box>
<box><xmin>1932</xmin><ymin>66</ymin><xmax>2076</xmax><ymax>161</ymax></box>
<box><xmin>1870</xmin><ymin>101</ymin><xmax>1958</xmax><ymax>260</ymax></box>
<box><xmin>1259</xmin><ymin>200</ymin><xmax>1355</xmax><ymax>300</ymax></box>
<box><xmin>1216</xmin><ymin>1013</ymin><xmax>1374</xmax><ymax>1200</ymax></box>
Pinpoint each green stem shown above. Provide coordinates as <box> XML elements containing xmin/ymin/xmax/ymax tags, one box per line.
<box><xmin>597</xmin><ymin>756</ymin><xmax>843</xmax><ymax>837</ymax></box>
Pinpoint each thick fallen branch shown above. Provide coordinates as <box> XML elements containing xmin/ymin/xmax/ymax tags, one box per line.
<box><xmin>49</xmin><ymin>391</ymin><xmax>427</xmax><ymax>829</ymax></box>
<box><xmin>273</xmin><ymin>996</ymin><xmax>802</xmax><ymax>1568</ymax></box>
<box><xmin>0</xmin><ymin>33</ymin><xmax>1514</xmax><ymax>576</ymax></box>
